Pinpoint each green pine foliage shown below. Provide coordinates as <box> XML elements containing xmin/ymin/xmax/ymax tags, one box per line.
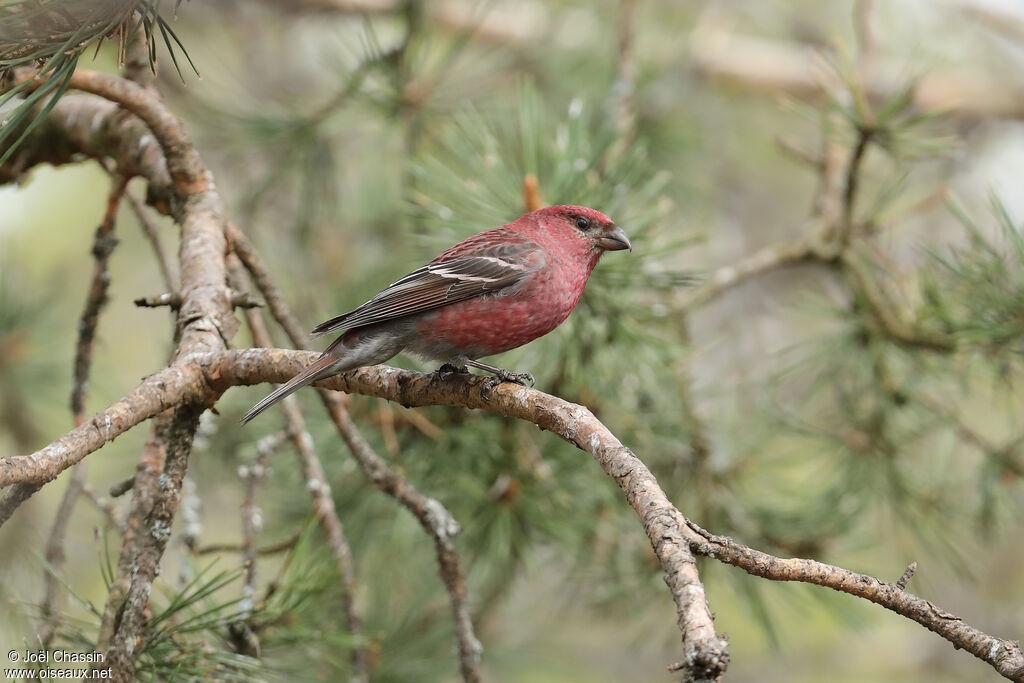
<box><xmin>0</xmin><ymin>0</ymin><xmax>196</xmax><ymax>164</ymax></box>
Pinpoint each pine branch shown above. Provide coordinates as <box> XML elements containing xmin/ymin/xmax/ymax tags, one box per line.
<box><xmin>40</xmin><ymin>172</ymin><xmax>128</xmax><ymax>648</ymax></box>
<box><xmin>227</xmin><ymin>252</ymin><xmax>369</xmax><ymax>681</ymax></box>
<box><xmin>9</xmin><ymin>349</ymin><xmax>1023</xmax><ymax>679</ymax></box>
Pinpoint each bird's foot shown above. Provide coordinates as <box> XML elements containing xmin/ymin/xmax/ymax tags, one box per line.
<box><xmin>462</xmin><ymin>359</ymin><xmax>535</xmax><ymax>399</ymax></box>
<box><xmin>435</xmin><ymin>363</ymin><xmax>470</xmax><ymax>381</ymax></box>
<box><xmin>479</xmin><ymin>368</ymin><xmax>535</xmax><ymax>399</ymax></box>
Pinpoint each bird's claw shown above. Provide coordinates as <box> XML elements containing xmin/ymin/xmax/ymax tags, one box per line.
<box><xmin>508</xmin><ymin>370</ymin><xmax>536</xmax><ymax>387</ymax></box>
<box><xmin>435</xmin><ymin>363</ymin><xmax>470</xmax><ymax>381</ymax></box>
<box><xmin>480</xmin><ymin>369</ymin><xmax>535</xmax><ymax>400</ymax></box>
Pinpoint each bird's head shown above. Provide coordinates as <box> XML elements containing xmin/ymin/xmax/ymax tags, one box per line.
<box><xmin>531</xmin><ymin>205</ymin><xmax>632</xmax><ymax>253</ymax></box>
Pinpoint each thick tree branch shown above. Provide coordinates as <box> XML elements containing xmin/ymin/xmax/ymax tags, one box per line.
<box><xmin>216</xmin><ymin>349</ymin><xmax>728</xmax><ymax>678</ymax></box>
<box><xmin>102</xmin><ymin>406</ymin><xmax>204</xmax><ymax>680</ymax></box>
<box><xmin>4</xmin><ymin>67</ymin><xmax>239</xmax><ymax>681</ymax></box>
<box><xmin>8</xmin><ymin>69</ymin><xmax>207</xmax><ymax>193</ymax></box>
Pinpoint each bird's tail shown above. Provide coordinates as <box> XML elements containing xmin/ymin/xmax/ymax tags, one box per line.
<box><xmin>240</xmin><ymin>354</ymin><xmax>339</xmax><ymax>424</ymax></box>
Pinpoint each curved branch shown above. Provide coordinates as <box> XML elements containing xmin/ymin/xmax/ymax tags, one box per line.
<box><xmin>214</xmin><ymin>348</ymin><xmax>729</xmax><ymax>678</ymax></box>
<box><xmin>215</xmin><ymin>348</ymin><xmax>1022</xmax><ymax>682</ymax></box>
<box><xmin>9</xmin><ymin>68</ymin><xmax>206</xmax><ymax>193</ymax></box>
<box><xmin>6</xmin><ymin>347</ymin><xmax>1022</xmax><ymax>679</ymax></box>
<box><xmin>684</xmin><ymin>522</ymin><xmax>1024</xmax><ymax>682</ymax></box>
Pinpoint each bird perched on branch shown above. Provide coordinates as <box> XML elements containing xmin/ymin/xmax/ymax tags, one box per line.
<box><xmin>241</xmin><ymin>205</ymin><xmax>631</xmax><ymax>423</ymax></box>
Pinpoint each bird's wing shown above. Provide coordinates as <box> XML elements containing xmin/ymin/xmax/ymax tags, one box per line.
<box><xmin>310</xmin><ymin>238</ymin><xmax>545</xmax><ymax>337</ymax></box>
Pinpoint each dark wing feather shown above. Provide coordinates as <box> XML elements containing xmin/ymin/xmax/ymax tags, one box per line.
<box><xmin>311</xmin><ymin>241</ymin><xmax>543</xmax><ymax>337</ymax></box>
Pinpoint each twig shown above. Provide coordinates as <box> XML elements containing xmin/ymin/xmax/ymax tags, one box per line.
<box><xmin>774</xmin><ymin>134</ymin><xmax>823</xmax><ymax>168</ymax></box>
<box><xmin>126</xmin><ymin>191</ymin><xmax>176</xmax><ymax>291</ymax></box>
<box><xmin>908</xmin><ymin>389</ymin><xmax>1024</xmax><ymax>478</ymax></box>
<box><xmin>240</xmin><ymin>432</ymin><xmax>286</xmax><ymax>568</ymax></box>
<box><xmin>227</xmin><ymin>253</ymin><xmax>369</xmax><ymax>681</ymax></box>
<box><xmin>394</xmin><ymin>404</ymin><xmax>445</xmax><ymax>441</ymax></box>
<box><xmin>71</xmin><ymin>174</ymin><xmax>128</xmax><ymax>421</ymax></box>
<box><xmin>321</xmin><ymin>391</ymin><xmax>484</xmax><ymax>681</ymax></box>
<box><xmin>842</xmin><ymin>248</ymin><xmax>957</xmax><ymax>352</ymax></box>
<box><xmin>377</xmin><ymin>401</ymin><xmax>400</xmax><ymax>456</ymax></box>
<box><xmin>610</xmin><ymin>0</ymin><xmax>638</xmax><ymax>140</ymax></box>
<box><xmin>841</xmin><ymin>126</ymin><xmax>873</xmax><ymax>239</ymax></box>
<box><xmin>198</xmin><ymin>530</ymin><xmax>301</xmax><ymax>557</ymax></box>
<box><xmin>684</xmin><ymin>521</ymin><xmax>1024</xmax><ymax>682</ymax></box>
<box><xmin>896</xmin><ymin>561</ymin><xmax>917</xmax><ymax>590</ymax></box>
<box><xmin>677</xmin><ymin>234</ymin><xmax>825</xmax><ymax>311</ymax></box>
<box><xmin>133</xmin><ymin>291</ymin><xmax>263</xmax><ymax>309</ymax></box>
<box><xmin>234</xmin><ymin>429</ymin><xmax>285</xmax><ymax>660</ymax></box>
<box><xmin>226</xmin><ymin>223</ymin><xmax>312</xmax><ymax>350</ymax></box>
<box><xmin>40</xmin><ymin>173</ymin><xmax>128</xmax><ymax>646</ymax></box>
<box><xmin>108</xmin><ymin>475</ymin><xmax>135</xmax><ymax>498</ymax></box>
<box><xmin>79</xmin><ymin>483</ymin><xmax>124</xmax><ymax>531</ymax></box>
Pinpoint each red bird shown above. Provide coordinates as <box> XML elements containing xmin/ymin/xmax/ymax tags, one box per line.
<box><xmin>241</xmin><ymin>205</ymin><xmax>631</xmax><ymax>423</ymax></box>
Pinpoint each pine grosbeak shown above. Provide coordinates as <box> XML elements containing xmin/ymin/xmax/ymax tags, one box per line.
<box><xmin>242</xmin><ymin>205</ymin><xmax>630</xmax><ymax>423</ymax></box>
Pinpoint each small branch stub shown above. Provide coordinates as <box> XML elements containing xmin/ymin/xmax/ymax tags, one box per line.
<box><xmin>897</xmin><ymin>561</ymin><xmax>918</xmax><ymax>590</ymax></box>
<box><xmin>135</xmin><ymin>292</ymin><xmax>263</xmax><ymax>309</ymax></box>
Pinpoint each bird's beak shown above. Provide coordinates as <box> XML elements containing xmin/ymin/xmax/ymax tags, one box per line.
<box><xmin>598</xmin><ymin>224</ymin><xmax>632</xmax><ymax>252</ymax></box>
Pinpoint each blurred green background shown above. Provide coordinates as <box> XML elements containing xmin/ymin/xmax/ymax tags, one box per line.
<box><xmin>1</xmin><ymin>1</ymin><xmax>1023</xmax><ymax>680</ymax></box>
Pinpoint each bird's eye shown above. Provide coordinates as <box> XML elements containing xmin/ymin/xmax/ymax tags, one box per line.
<box><xmin>575</xmin><ymin>216</ymin><xmax>590</xmax><ymax>231</ymax></box>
